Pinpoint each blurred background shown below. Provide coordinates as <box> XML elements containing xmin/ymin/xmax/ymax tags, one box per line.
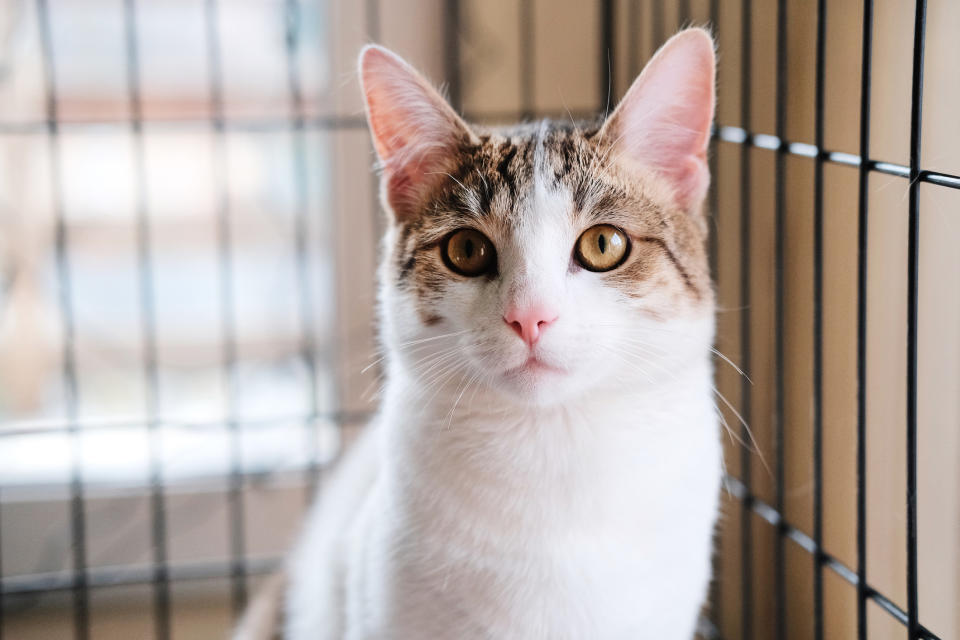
<box><xmin>0</xmin><ymin>0</ymin><xmax>957</xmax><ymax>639</ymax></box>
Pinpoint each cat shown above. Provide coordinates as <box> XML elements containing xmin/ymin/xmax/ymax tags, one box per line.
<box><xmin>235</xmin><ymin>27</ymin><xmax>720</xmax><ymax>640</ymax></box>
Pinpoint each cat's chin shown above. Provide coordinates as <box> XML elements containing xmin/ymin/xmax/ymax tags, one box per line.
<box><xmin>502</xmin><ymin>356</ymin><xmax>566</xmax><ymax>378</ymax></box>
<box><xmin>490</xmin><ymin>357</ymin><xmax>581</xmax><ymax>406</ymax></box>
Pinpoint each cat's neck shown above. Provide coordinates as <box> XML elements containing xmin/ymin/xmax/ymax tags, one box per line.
<box><xmin>379</xmin><ymin>355</ymin><xmax>715</xmax><ymax>489</ymax></box>
<box><xmin>375</xmin><ymin>354</ymin><xmax>718</xmax><ymax>542</ymax></box>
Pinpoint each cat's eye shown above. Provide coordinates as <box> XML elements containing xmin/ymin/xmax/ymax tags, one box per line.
<box><xmin>575</xmin><ymin>224</ymin><xmax>629</xmax><ymax>272</ymax></box>
<box><xmin>442</xmin><ymin>228</ymin><xmax>496</xmax><ymax>277</ymax></box>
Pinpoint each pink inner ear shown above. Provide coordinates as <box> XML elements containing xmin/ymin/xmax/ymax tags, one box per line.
<box><xmin>602</xmin><ymin>29</ymin><xmax>715</xmax><ymax>210</ymax></box>
<box><xmin>359</xmin><ymin>46</ymin><xmax>469</xmax><ymax>219</ymax></box>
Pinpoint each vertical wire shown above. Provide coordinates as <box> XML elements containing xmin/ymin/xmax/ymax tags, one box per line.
<box><xmin>678</xmin><ymin>0</ymin><xmax>691</xmax><ymax>27</ymax></box>
<box><xmin>203</xmin><ymin>0</ymin><xmax>247</xmax><ymax>615</ymax></box>
<box><xmin>905</xmin><ymin>1</ymin><xmax>927</xmax><ymax>637</ymax></box>
<box><xmin>444</xmin><ymin>0</ymin><xmax>462</xmax><ymax>113</ymax></box>
<box><xmin>627</xmin><ymin>0</ymin><xmax>640</xmax><ymax>81</ymax></box>
<box><xmin>600</xmin><ymin>0</ymin><xmax>615</xmax><ymax>113</ymax></box>
<box><xmin>519</xmin><ymin>0</ymin><xmax>534</xmax><ymax>120</ymax></box>
<box><xmin>121</xmin><ymin>1</ymin><xmax>170</xmax><ymax>637</ymax></box>
<box><xmin>35</xmin><ymin>1</ymin><xmax>89</xmax><ymax>638</ymax></box>
<box><xmin>283</xmin><ymin>0</ymin><xmax>322</xmax><ymax>502</ymax></box>
<box><xmin>812</xmin><ymin>0</ymin><xmax>827</xmax><ymax>638</ymax></box>
<box><xmin>773</xmin><ymin>0</ymin><xmax>788</xmax><ymax>636</ymax></box>
<box><xmin>854</xmin><ymin>2</ymin><xmax>875</xmax><ymax>639</ymax></box>
<box><xmin>365</xmin><ymin>0</ymin><xmax>380</xmax><ymax>45</ymax></box>
<box><xmin>365</xmin><ymin>0</ymin><xmax>381</xmax><ymax>258</ymax></box>
<box><xmin>707</xmin><ymin>0</ymin><xmax>719</xmax><ymax>284</ymax></box>
<box><xmin>366</xmin><ymin>0</ymin><xmax>381</xmax><ymax>250</ymax></box>
<box><xmin>365</xmin><ymin>0</ymin><xmax>382</xmax><ymax>423</ymax></box>
<box><xmin>652</xmin><ymin>0</ymin><xmax>664</xmax><ymax>49</ymax></box>
<box><xmin>707</xmin><ymin>0</ymin><xmax>721</xmax><ymax>626</ymax></box>
<box><xmin>738</xmin><ymin>0</ymin><xmax>753</xmax><ymax>637</ymax></box>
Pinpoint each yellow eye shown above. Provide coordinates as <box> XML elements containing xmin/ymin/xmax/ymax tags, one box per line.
<box><xmin>442</xmin><ymin>228</ymin><xmax>496</xmax><ymax>277</ymax></box>
<box><xmin>575</xmin><ymin>224</ymin><xmax>629</xmax><ymax>272</ymax></box>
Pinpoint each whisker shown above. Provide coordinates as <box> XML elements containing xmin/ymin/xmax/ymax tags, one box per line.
<box><xmin>712</xmin><ymin>385</ymin><xmax>770</xmax><ymax>477</ymax></box>
<box><xmin>709</xmin><ymin>348</ymin><xmax>753</xmax><ymax>384</ymax></box>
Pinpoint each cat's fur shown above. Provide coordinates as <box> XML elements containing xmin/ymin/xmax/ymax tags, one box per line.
<box><xmin>236</xmin><ymin>28</ymin><xmax>720</xmax><ymax>640</ymax></box>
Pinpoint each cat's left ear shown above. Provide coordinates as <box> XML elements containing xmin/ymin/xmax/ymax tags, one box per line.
<box><xmin>599</xmin><ymin>28</ymin><xmax>716</xmax><ymax>212</ymax></box>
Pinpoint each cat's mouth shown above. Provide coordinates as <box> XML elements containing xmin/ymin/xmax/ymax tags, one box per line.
<box><xmin>502</xmin><ymin>356</ymin><xmax>566</xmax><ymax>378</ymax></box>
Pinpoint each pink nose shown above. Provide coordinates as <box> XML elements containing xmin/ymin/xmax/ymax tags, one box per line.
<box><xmin>503</xmin><ymin>305</ymin><xmax>558</xmax><ymax>346</ymax></box>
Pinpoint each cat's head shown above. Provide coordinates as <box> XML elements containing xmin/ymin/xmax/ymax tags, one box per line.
<box><xmin>360</xmin><ymin>29</ymin><xmax>716</xmax><ymax>407</ymax></box>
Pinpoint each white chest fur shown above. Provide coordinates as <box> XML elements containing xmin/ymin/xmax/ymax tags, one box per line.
<box><xmin>329</xmin><ymin>363</ymin><xmax>721</xmax><ymax>640</ymax></box>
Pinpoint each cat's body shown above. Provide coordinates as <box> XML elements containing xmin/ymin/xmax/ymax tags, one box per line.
<box><xmin>236</xmin><ymin>28</ymin><xmax>721</xmax><ymax>640</ymax></box>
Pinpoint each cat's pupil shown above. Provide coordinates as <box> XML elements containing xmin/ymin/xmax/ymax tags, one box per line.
<box><xmin>597</xmin><ymin>234</ymin><xmax>607</xmax><ymax>254</ymax></box>
<box><xmin>464</xmin><ymin>238</ymin><xmax>474</xmax><ymax>259</ymax></box>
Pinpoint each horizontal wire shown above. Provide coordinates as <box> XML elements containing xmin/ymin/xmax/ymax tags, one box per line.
<box><xmin>0</xmin><ymin>114</ymin><xmax>368</xmax><ymax>134</ymax></box>
<box><xmin>0</xmin><ymin>117</ymin><xmax>955</xmax><ymax>189</ymax></box>
<box><xmin>0</xmin><ymin>556</ymin><xmax>281</xmax><ymax>596</ymax></box>
<box><xmin>724</xmin><ymin>475</ymin><xmax>943</xmax><ymax>640</ymax></box>
<box><xmin>0</xmin><ymin>410</ymin><xmax>373</xmax><ymax>438</ymax></box>
<box><xmin>0</xmin><ymin>108</ymin><xmax>596</xmax><ymax>135</ymax></box>
<box><xmin>715</xmin><ymin>125</ymin><xmax>959</xmax><ymax>191</ymax></box>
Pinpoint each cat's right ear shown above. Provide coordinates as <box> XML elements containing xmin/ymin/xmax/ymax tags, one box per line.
<box><xmin>359</xmin><ymin>45</ymin><xmax>473</xmax><ymax>221</ymax></box>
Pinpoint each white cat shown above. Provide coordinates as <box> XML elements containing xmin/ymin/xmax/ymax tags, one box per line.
<box><xmin>237</xmin><ymin>28</ymin><xmax>720</xmax><ymax>640</ymax></box>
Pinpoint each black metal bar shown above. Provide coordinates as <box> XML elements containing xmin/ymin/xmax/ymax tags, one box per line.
<box><xmin>921</xmin><ymin>170</ymin><xmax>960</xmax><ymax>189</ymax></box>
<box><xmin>906</xmin><ymin>1</ymin><xmax>927</xmax><ymax>638</ymax></box>
<box><xmin>519</xmin><ymin>0</ymin><xmax>534</xmax><ymax>120</ymax></box>
<box><xmin>812</xmin><ymin>1</ymin><xmax>827</xmax><ymax>638</ymax></box>
<box><xmin>706</xmin><ymin>0</ymin><xmax>720</xmax><ymax>286</ymax></box>
<box><xmin>444</xmin><ymin>0</ymin><xmax>462</xmax><ymax>112</ymax></box>
<box><xmin>626</xmin><ymin>0</ymin><xmax>640</xmax><ymax>80</ymax></box>
<box><xmin>283</xmin><ymin>0</ymin><xmax>322</xmax><ymax>503</ymax></box>
<box><xmin>202</xmin><ymin>0</ymin><xmax>247</xmax><ymax>616</ymax></box>
<box><xmin>35</xmin><ymin>2</ymin><xmax>89</xmax><ymax>639</ymax></box>
<box><xmin>738</xmin><ymin>0</ymin><xmax>753</xmax><ymax>637</ymax></box>
<box><xmin>855</xmin><ymin>2</ymin><xmax>874</xmax><ymax>639</ymax></box>
<box><xmin>707</xmin><ymin>1</ymin><xmax>723</xmax><ymax>633</ymax></box>
<box><xmin>678</xmin><ymin>0</ymin><xmax>691</xmax><ymax>27</ymax></box>
<box><xmin>652</xmin><ymin>0</ymin><xmax>664</xmax><ymax>50</ymax></box>
<box><xmin>712</xmin><ymin>126</ymin><xmax>960</xmax><ymax>190</ymax></box>
<box><xmin>773</xmin><ymin>0</ymin><xmax>788</xmax><ymax>636</ymax></box>
<box><xmin>600</xmin><ymin>0</ymin><xmax>615</xmax><ymax>113</ymax></box>
<box><xmin>121</xmin><ymin>1</ymin><xmax>170</xmax><ymax>638</ymax></box>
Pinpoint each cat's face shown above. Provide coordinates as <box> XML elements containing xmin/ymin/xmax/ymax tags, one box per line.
<box><xmin>362</xmin><ymin>30</ymin><xmax>716</xmax><ymax>406</ymax></box>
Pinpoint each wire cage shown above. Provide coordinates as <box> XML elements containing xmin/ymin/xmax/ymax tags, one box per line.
<box><xmin>0</xmin><ymin>0</ymin><xmax>958</xmax><ymax>639</ymax></box>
